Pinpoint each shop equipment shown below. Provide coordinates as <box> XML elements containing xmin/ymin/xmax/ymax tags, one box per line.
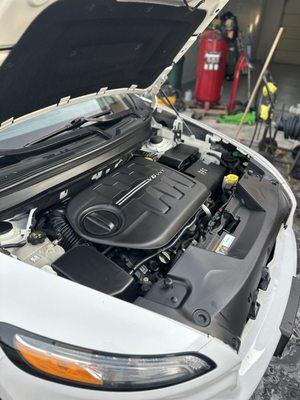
<box><xmin>195</xmin><ymin>28</ymin><xmax>228</xmax><ymax>110</ymax></box>
<box><xmin>227</xmin><ymin>53</ymin><xmax>250</xmax><ymax>114</ymax></box>
<box><xmin>235</xmin><ymin>28</ymin><xmax>284</xmax><ymax>141</ymax></box>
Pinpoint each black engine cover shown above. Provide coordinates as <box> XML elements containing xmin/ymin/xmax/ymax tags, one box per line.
<box><xmin>67</xmin><ymin>158</ymin><xmax>209</xmax><ymax>249</ymax></box>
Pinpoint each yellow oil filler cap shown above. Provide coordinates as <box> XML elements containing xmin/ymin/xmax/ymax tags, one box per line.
<box><xmin>223</xmin><ymin>174</ymin><xmax>239</xmax><ymax>190</ymax></box>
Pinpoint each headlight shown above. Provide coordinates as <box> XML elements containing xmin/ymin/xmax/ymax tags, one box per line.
<box><xmin>0</xmin><ymin>323</ymin><xmax>216</xmax><ymax>390</ymax></box>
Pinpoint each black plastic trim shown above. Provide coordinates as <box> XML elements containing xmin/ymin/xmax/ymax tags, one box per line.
<box><xmin>135</xmin><ymin>173</ymin><xmax>292</xmax><ymax>350</ymax></box>
<box><xmin>274</xmin><ymin>277</ymin><xmax>300</xmax><ymax>357</ymax></box>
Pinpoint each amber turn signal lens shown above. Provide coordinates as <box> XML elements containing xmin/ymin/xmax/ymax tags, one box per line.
<box><xmin>15</xmin><ymin>335</ymin><xmax>103</xmax><ymax>385</ymax></box>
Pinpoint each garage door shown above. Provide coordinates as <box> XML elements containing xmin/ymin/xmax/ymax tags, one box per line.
<box><xmin>274</xmin><ymin>0</ymin><xmax>300</xmax><ymax>65</ymax></box>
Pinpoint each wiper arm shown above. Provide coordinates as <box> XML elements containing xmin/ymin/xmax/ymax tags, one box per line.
<box><xmin>24</xmin><ymin>108</ymin><xmax>136</xmax><ymax>147</ymax></box>
<box><xmin>0</xmin><ymin>109</ymin><xmax>138</xmax><ymax>158</ymax></box>
<box><xmin>24</xmin><ymin>117</ymin><xmax>86</xmax><ymax>147</ymax></box>
<box><xmin>25</xmin><ymin>111</ymin><xmax>111</xmax><ymax>147</ymax></box>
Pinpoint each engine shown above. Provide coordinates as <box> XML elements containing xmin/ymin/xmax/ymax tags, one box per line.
<box><xmin>35</xmin><ymin>142</ymin><xmax>230</xmax><ymax>301</ymax></box>
<box><xmin>0</xmin><ymin>139</ymin><xmax>238</xmax><ymax>302</ymax></box>
<box><xmin>1</xmin><ymin>132</ymin><xmax>290</xmax><ymax>350</ymax></box>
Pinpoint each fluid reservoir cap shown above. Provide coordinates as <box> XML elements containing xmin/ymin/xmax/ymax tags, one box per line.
<box><xmin>82</xmin><ymin>208</ymin><xmax>122</xmax><ymax>237</ymax></box>
<box><xmin>0</xmin><ymin>221</ymin><xmax>13</xmax><ymax>235</ymax></box>
<box><xmin>224</xmin><ymin>174</ymin><xmax>239</xmax><ymax>185</ymax></box>
<box><xmin>150</xmin><ymin>135</ymin><xmax>163</xmax><ymax>144</ymax></box>
<box><xmin>28</xmin><ymin>231</ymin><xmax>46</xmax><ymax>245</ymax></box>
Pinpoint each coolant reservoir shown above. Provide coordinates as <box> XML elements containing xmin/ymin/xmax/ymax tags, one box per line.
<box><xmin>16</xmin><ymin>234</ymin><xmax>64</xmax><ymax>269</ymax></box>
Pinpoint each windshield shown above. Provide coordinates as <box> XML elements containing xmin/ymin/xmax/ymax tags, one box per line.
<box><xmin>0</xmin><ymin>95</ymin><xmax>131</xmax><ymax>150</ymax></box>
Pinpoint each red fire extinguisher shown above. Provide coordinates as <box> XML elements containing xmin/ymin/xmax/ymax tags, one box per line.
<box><xmin>195</xmin><ymin>29</ymin><xmax>228</xmax><ymax>110</ymax></box>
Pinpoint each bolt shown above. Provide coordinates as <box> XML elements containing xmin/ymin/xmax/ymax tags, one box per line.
<box><xmin>163</xmin><ymin>277</ymin><xmax>173</xmax><ymax>289</ymax></box>
<box><xmin>193</xmin><ymin>309</ymin><xmax>211</xmax><ymax>327</ymax></box>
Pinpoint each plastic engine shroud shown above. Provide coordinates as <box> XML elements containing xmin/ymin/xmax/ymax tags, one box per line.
<box><xmin>67</xmin><ymin>158</ymin><xmax>209</xmax><ymax>249</ymax></box>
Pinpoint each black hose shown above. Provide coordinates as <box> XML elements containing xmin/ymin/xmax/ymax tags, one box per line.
<box><xmin>48</xmin><ymin>209</ymin><xmax>83</xmax><ymax>251</ymax></box>
<box><xmin>278</xmin><ymin>116</ymin><xmax>300</xmax><ymax>140</ymax></box>
<box><xmin>130</xmin><ymin>211</ymin><xmax>202</xmax><ymax>274</ymax></box>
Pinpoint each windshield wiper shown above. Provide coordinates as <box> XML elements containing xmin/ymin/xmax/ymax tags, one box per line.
<box><xmin>24</xmin><ymin>117</ymin><xmax>88</xmax><ymax>147</ymax></box>
<box><xmin>25</xmin><ymin>108</ymin><xmax>137</xmax><ymax>147</ymax></box>
<box><xmin>0</xmin><ymin>109</ymin><xmax>138</xmax><ymax>157</ymax></box>
<box><xmin>25</xmin><ymin>112</ymin><xmax>111</xmax><ymax>147</ymax></box>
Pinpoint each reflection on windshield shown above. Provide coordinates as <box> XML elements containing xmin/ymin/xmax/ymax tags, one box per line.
<box><xmin>0</xmin><ymin>95</ymin><xmax>130</xmax><ymax>150</ymax></box>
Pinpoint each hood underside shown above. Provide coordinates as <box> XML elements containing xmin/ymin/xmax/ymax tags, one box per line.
<box><xmin>0</xmin><ymin>0</ymin><xmax>227</xmax><ymax>124</ymax></box>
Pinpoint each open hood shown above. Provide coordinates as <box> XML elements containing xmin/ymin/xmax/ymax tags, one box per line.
<box><xmin>0</xmin><ymin>0</ymin><xmax>228</xmax><ymax>125</ymax></box>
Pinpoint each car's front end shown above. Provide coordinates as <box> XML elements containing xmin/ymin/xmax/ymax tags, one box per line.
<box><xmin>0</xmin><ymin>1</ymin><xmax>298</xmax><ymax>399</ymax></box>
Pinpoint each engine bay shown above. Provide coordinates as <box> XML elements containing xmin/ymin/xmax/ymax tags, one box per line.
<box><xmin>0</xmin><ymin>115</ymin><xmax>291</xmax><ymax>349</ymax></box>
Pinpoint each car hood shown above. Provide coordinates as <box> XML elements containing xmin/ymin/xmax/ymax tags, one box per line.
<box><xmin>0</xmin><ymin>0</ymin><xmax>228</xmax><ymax>125</ymax></box>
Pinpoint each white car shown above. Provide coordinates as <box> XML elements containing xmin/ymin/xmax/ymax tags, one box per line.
<box><xmin>0</xmin><ymin>1</ymin><xmax>299</xmax><ymax>399</ymax></box>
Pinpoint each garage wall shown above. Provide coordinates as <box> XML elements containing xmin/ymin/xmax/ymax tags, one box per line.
<box><xmin>182</xmin><ymin>0</ymin><xmax>266</xmax><ymax>86</ymax></box>
<box><xmin>181</xmin><ymin>42</ymin><xmax>199</xmax><ymax>87</ymax></box>
<box><xmin>221</xmin><ymin>0</ymin><xmax>265</xmax><ymax>55</ymax></box>
<box><xmin>274</xmin><ymin>0</ymin><xmax>300</xmax><ymax>64</ymax></box>
<box><xmin>256</xmin><ymin>0</ymin><xmax>285</xmax><ymax>61</ymax></box>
